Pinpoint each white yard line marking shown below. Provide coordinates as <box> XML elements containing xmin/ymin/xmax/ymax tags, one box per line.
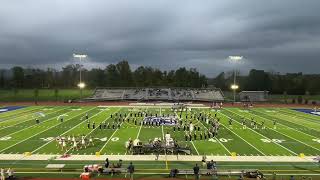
<box><xmin>189</xmin><ymin>111</ymin><xmax>232</xmax><ymax>155</ymax></box>
<box><xmin>0</xmin><ymin>107</ymin><xmax>94</xmax><ymax>153</ymax></box>
<box><xmin>223</xmin><ymin>108</ymin><xmax>298</xmax><ymax>155</ymax></box>
<box><xmin>0</xmin><ymin>107</ymin><xmax>43</xmax><ymax>122</ymax></box>
<box><xmin>0</xmin><ymin>107</ymin><xmax>66</xmax><ymax>131</ymax></box>
<box><xmin>136</xmin><ymin>107</ymin><xmax>147</xmax><ymax>139</ymax></box>
<box><xmin>136</xmin><ymin>123</ymin><xmax>143</xmax><ymax>139</ymax></box>
<box><xmin>161</xmin><ymin>125</ymin><xmax>165</xmax><ymax>140</ymax></box>
<box><xmin>190</xmin><ymin>141</ymin><xmax>199</xmax><ymax>155</ymax></box>
<box><xmin>99</xmin><ymin>112</ymin><xmax>130</xmax><ymax>152</ymax></box>
<box><xmin>136</xmin><ymin>107</ymin><xmax>149</xmax><ymax>139</ymax></box>
<box><xmin>249</xmin><ymin>110</ymin><xmax>320</xmax><ymax>153</ymax></box>
<box><xmin>64</xmin><ymin>108</ymin><xmax>121</xmax><ymax>154</ymax></box>
<box><xmin>0</xmin><ymin>107</ymin><xmax>82</xmax><ymax>153</ymax></box>
<box><xmin>0</xmin><ymin>109</ymin><xmax>70</xmax><ymax>139</ymax></box>
<box><xmin>256</xmin><ymin>109</ymin><xmax>320</xmax><ymax>138</ymax></box>
<box><xmin>218</xmin><ymin>113</ymin><xmax>266</xmax><ymax>156</ymax></box>
<box><xmin>31</xmin><ymin>107</ymin><xmax>100</xmax><ymax>153</ymax></box>
<box><xmin>278</xmin><ymin>109</ymin><xmax>320</xmax><ymax>122</ymax></box>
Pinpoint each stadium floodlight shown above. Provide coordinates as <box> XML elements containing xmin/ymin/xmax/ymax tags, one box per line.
<box><xmin>228</xmin><ymin>56</ymin><xmax>243</xmax><ymax>62</ymax></box>
<box><xmin>73</xmin><ymin>54</ymin><xmax>87</xmax><ymax>58</ymax></box>
<box><xmin>231</xmin><ymin>84</ymin><xmax>239</xmax><ymax>90</ymax></box>
<box><xmin>73</xmin><ymin>53</ymin><xmax>87</xmax><ymax>83</ymax></box>
<box><xmin>228</xmin><ymin>55</ymin><xmax>243</xmax><ymax>102</ymax></box>
<box><xmin>73</xmin><ymin>53</ymin><xmax>87</xmax><ymax>100</ymax></box>
<box><xmin>78</xmin><ymin>82</ymin><xmax>86</xmax><ymax>89</ymax></box>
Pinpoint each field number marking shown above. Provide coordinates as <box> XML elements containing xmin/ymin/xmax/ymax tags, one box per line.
<box><xmin>40</xmin><ymin>137</ymin><xmax>109</xmax><ymax>142</ymax></box>
<box><xmin>111</xmin><ymin>137</ymin><xmax>119</xmax><ymax>142</ymax></box>
<box><xmin>208</xmin><ymin>138</ymin><xmax>233</xmax><ymax>143</ymax></box>
<box><xmin>261</xmin><ymin>138</ymin><xmax>285</xmax><ymax>143</ymax></box>
<box><xmin>312</xmin><ymin>139</ymin><xmax>320</xmax><ymax>143</ymax></box>
<box><xmin>0</xmin><ymin>137</ymin><xmax>11</xmax><ymax>141</ymax></box>
<box><xmin>40</xmin><ymin>137</ymin><xmax>55</xmax><ymax>141</ymax></box>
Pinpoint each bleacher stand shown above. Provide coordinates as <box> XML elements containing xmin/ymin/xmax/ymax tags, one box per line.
<box><xmin>86</xmin><ymin>87</ymin><xmax>224</xmax><ymax>102</ymax></box>
<box><xmin>239</xmin><ymin>91</ymin><xmax>269</xmax><ymax>102</ymax></box>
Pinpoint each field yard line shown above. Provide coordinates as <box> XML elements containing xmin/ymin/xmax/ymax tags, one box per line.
<box><xmin>136</xmin><ymin>121</ymin><xmax>143</xmax><ymax>139</ymax></box>
<box><xmin>0</xmin><ymin>107</ymin><xmax>67</xmax><ymax>132</ymax></box>
<box><xmin>0</xmin><ymin>108</ymin><xmax>62</xmax><ymax>130</ymax></box>
<box><xmin>256</xmin><ymin>109</ymin><xmax>320</xmax><ymax>138</ymax></box>
<box><xmin>0</xmin><ymin>107</ymin><xmax>43</xmax><ymax>123</ymax></box>
<box><xmin>190</xmin><ymin>141</ymin><xmax>199</xmax><ymax>155</ymax></box>
<box><xmin>0</xmin><ymin>108</ymin><xmax>94</xmax><ymax>153</ymax></box>
<box><xmin>223</xmin><ymin>108</ymin><xmax>298</xmax><ymax>155</ymax></box>
<box><xmin>31</xmin><ymin>107</ymin><xmax>101</xmax><ymax>153</ymax></box>
<box><xmin>249</xmin><ymin>110</ymin><xmax>320</xmax><ymax>153</ymax></box>
<box><xmin>174</xmin><ymin>111</ymin><xmax>230</xmax><ymax>156</ymax></box>
<box><xmin>194</xmin><ymin>114</ymin><xmax>232</xmax><ymax>155</ymax></box>
<box><xmin>63</xmin><ymin>108</ymin><xmax>120</xmax><ymax>154</ymax></box>
<box><xmin>161</xmin><ymin>125</ymin><xmax>165</xmax><ymax>140</ymax></box>
<box><xmin>217</xmin><ymin>113</ymin><xmax>266</xmax><ymax>156</ymax></box>
<box><xmin>278</xmin><ymin>108</ymin><xmax>320</xmax><ymax>121</ymax></box>
<box><xmin>0</xmin><ymin>107</ymin><xmax>96</xmax><ymax>153</ymax></box>
<box><xmin>136</xmin><ymin>107</ymin><xmax>148</xmax><ymax>139</ymax></box>
<box><xmin>276</xmin><ymin>112</ymin><xmax>320</xmax><ymax>133</ymax></box>
<box><xmin>278</xmin><ymin>111</ymin><xmax>320</xmax><ymax>129</ymax></box>
<box><xmin>99</xmin><ymin>113</ymin><xmax>130</xmax><ymax>152</ymax></box>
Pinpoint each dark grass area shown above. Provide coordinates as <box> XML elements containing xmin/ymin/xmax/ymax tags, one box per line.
<box><xmin>0</xmin><ymin>89</ymin><xmax>93</xmax><ymax>102</ymax></box>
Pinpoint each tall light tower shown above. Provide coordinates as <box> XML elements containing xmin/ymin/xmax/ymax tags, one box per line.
<box><xmin>73</xmin><ymin>53</ymin><xmax>87</xmax><ymax>100</ymax></box>
<box><xmin>228</xmin><ymin>56</ymin><xmax>243</xmax><ymax>102</ymax></box>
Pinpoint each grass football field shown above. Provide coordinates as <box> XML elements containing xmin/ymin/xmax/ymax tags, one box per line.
<box><xmin>0</xmin><ymin>105</ymin><xmax>320</xmax><ymax>156</ymax></box>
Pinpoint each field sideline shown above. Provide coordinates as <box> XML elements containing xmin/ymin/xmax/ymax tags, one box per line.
<box><xmin>0</xmin><ymin>105</ymin><xmax>320</xmax><ymax>159</ymax></box>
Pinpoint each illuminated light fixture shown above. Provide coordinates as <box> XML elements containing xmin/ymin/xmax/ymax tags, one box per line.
<box><xmin>231</xmin><ymin>84</ymin><xmax>239</xmax><ymax>90</ymax></box>
<box><xmin>228</xmin><ymin>56</ymin><xmax>243</xmax><ymax>61</ymax></box>
<box><xmin>73</xmin><ymin>54</ymin><xmax>87</xmax><ymax>58</ymax></box>
<box><xmin>78</xmin><ymin>82</ymin><xmax>86</xmax><ymax>89</ymax></box>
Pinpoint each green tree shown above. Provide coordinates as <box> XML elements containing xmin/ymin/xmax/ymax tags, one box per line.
<box><xmin>54</xmin><ymin>88</ymin><xmax>59</xmax><ymax>101</ymax></box>
<box><xmin>116</xmin><ymin>60</ymin><xmax>133</xmax><ymax>87</ymax></box>
<box><xmin>212</xmin><ymin>72</ymin><xmax>226</xmax><ymax>90</ymax></box>
<box><xmin>11</xmin><ymin>66</ymin><xmax>24</xmax><ymax>88</ymax></box>
<box><xmin>0</xmin><ymin>70</ymin><xmax>4</xmax><ymax>88</ymax></box>
<box><xmin>34</xmin><ymin>88</ymin><xmax>39</xmax><ymax>104</ymax></box>
<box><xmin>105</xmin><ymin>64</ymin><xmax>120</xmax><ymax>87</ymax></box>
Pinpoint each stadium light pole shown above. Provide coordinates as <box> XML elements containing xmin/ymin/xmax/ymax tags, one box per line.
<box><xmin>73</xmin><ymin>53</ymin><xmax>87</xmax><ymax>100</ymax></box>
<box><xmin>228</xmin><ymin>56</ymin><xmax>243</xmax><ymax>102</ymax></box>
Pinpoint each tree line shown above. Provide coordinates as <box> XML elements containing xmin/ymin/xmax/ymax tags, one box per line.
<box><xmin>210</xmin><ymin>69</ymin><xmax>320</xmax><ymax>95</ymax></box>
<box><xmin>0</xmin><ymin>61</ymin><xmax>320</xmax><ymax>95</ymax></box>
<box><xmin>0</xmin><ymin>61</ymin><xmax>207</xmax><ymax>89</ymax></box>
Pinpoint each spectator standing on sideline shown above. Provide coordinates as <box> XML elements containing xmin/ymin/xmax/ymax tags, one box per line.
<box><xmin>80</xmin><ymin>171</ymin><xmax>90</xmax><ymax>180</ymax></box>
<box><xmin>127</xmin><ymin>162</ymin><xmax>135</xmax><ymax>180</ymax></box>
<box><xmin>193</xmin><ymin>164</ymin><xmax>200</xmax><ymax>180</ymax></box>
<box><xmin>6</xmin><ymin>168</ymin><xmax>14</xmax><ymax>180</ymax></box>
<box><xmin>0</xmin><ymin>168</ymin><xmax>5</xmax><ymax>180</ymax></box>
<box><xmin>105</xmin><ymin>158</ymin><xmax>109</xmax><ymax>168</ymax></box>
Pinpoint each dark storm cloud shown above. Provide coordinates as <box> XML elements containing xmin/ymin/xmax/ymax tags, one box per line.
<box><xmin>0</xmin><ymin>0</ymin><xmax>320</xmax><ymax>76</ymax></box>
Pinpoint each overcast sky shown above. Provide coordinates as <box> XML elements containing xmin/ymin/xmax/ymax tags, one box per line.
<box><xmin>0</xmin><ymin>0</ymin><xmax>319</xmax><ymax>77</ymax></box>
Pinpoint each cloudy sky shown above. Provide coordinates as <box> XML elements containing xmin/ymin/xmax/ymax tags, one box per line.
<box><xmin>0</xmin><ymin>0</ymin><xmax>319</xmax><ymax>77</ymax></box>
